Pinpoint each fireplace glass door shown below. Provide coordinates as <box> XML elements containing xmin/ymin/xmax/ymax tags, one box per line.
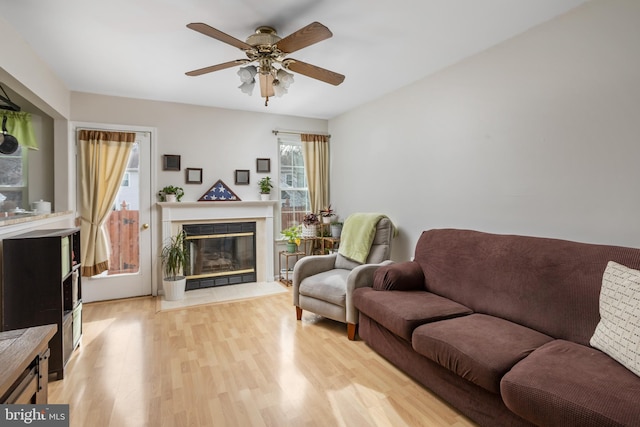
<box><xmin>183</xmin><ymin>222</ymin><xmax>257</xmax><ymax>289</ymax></box>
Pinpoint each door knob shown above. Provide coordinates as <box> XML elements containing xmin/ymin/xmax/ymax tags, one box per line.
<box><xmin>142</xmin><ymin>223</ymin><xmax>150</xmax><ymax>229</ymax></box>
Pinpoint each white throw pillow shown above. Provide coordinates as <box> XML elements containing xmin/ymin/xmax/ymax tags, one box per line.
<box><xmin>590</xmin><ymin>261</ymin><xmax>640</xmax><ymax>377</ymax></box>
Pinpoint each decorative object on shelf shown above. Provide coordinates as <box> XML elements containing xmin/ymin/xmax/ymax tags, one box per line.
<box><xmin>31</xmin><ymin>199</ymin><xmax>51</xmax><ymax>214</ymax></box>
<box><xmin>161</xmin><ymin>230</ymin><xmax>188</xmax><ymax>301</ymax></box>
<box><xmin>198</xmin><ymin>179</ymin><xmax>241</xmax><ymax>201</ymax></box>
<box><xmin>258</xmin><ymin>176</ymin><xmax>273</xmax><ymax>200</ymax></box>
<box><xmin>158</xmin><ymin>185</ymin><xmax>184</xmax><ymax>202</ymax></box>
<box><xmin>184</xmin><ymin>22</ymin><xmax>345</xmax><ymax>107</ymax></box>
<box><xmin>235</xmin><ymin>169</ymin><xmax>250</xmax><ymax>185</ymax></box>
<box><xmin>281</xmin><ymin>225</ymin><xmax>301</xmax><ymax>253</ymax></box>
<box><xmin>256</xmin><ymin>158</ymin><xmax>271</xmax><ymax>173</ymax></box>
<box><xmin>162</xmin><ymin>154</ymin><xmax>181</xmax><ymax>171</ymax></box>
<box><xmin>330</xmin><ymin>221</ymin><xmax>343</xmax><ymax>238</ymax></box>
<box><xmin>302</xmin><ymin>212</ymin><xmax>319</xmax><ymax>238</ymax></box>
<box><xmin>186</xmin><ymin>168</ymin><xmax>202</xmax><ymax>184</ymax></box>
<box><xmin>320</xmin><ymin>204</ymin><xmax>335</xmax><ymax>223</ymax></box>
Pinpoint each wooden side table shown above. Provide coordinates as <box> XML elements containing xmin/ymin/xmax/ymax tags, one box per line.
<box><xmin>0</xmin><ymin>324</ymin><xmax>57</xmax><ymax>404</ymax></box>
<box><xmin>279</xmin><ymin>251</ymin><xmax>305</xmax><ymax>286</ymax></box>
<box><xmin>320</xmin><ymin>237</ymin><xmax>340</xmax><ymax>254</ymax></box>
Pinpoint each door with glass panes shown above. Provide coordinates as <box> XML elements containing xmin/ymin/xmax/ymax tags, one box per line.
<box><xmin>78</xmin><ymin>127</ymin><xmax>152</xmax><ymax>302</ymax></box>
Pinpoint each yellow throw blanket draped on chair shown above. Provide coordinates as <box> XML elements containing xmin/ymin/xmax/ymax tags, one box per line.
<box><xmin>338</xmin><ymin>213</ymin><xmax>392</xmax><ymax>264</ymax></box>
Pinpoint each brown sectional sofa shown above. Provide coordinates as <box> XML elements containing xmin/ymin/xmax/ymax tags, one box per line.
<box><xmin>353</xmin><ymin>229</ymin><xmax>640</xmax><ymax>426</ymax></box>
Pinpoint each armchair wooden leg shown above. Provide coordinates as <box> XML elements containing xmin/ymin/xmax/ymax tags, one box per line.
<box><xmin>296</xmin><ymin>306</ymin><xmax>302</xmax><ymax>320</ymax></box>
<box><xmin>347</xmin><ymin>323</ymin><xmax>357</xmax><ymax>341</ymax></box>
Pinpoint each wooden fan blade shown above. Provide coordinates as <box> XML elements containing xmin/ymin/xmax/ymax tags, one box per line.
<box><xmin>185</xmin><ymin>60</ymin><xmax>247</xmax><ymax>76</ymax></box>
<box><xmin>276</xmin><ymin>22</ymin><xmax>332</xmax><ymax>54</ymax></box>
<box><xmin>286</xmin><ymin>59</ymin><xmax>345</xmax><ymax>86</ymax></box>
<box><xmin>187</xmin><ymin>23</ymin><xmax>253</xmax><ymax>51</ymax></box>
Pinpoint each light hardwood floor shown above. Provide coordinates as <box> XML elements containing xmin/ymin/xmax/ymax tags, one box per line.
<box><xmin>49</xmin><ymin>288</ymin><xmax>477</xmax><ymax>427</ymax></box>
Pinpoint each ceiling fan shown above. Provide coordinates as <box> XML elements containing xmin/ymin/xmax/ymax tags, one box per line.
<box><xmin>185</xmin><ymin>21</ymin><xmax>345</xmax><ymax>106</ymax></box>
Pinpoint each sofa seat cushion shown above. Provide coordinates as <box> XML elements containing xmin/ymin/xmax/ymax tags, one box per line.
<box><xmin>412</xmin><ymin>314</ymin><xmax>553</xmax><ymax>394</ymax></box>
<box><xmin>501</xmin><ymin>340</ymin><xmax>640</xmax><ymax>427</ymax></box>
<box><xmin>353</xmin><ymin>288</ymin><xmax>472</xmax><ymax>342</ymax></box>
<box><xmin>299</xmin><ymin>269</ymin><xmax>350</xmax><ymax>307</ymax></box>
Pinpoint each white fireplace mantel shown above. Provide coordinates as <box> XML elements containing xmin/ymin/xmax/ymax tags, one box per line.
<box><xmin>159</xmin><ymin>201</ymin><xmax>278</xmax><ymax>285</ymax></box>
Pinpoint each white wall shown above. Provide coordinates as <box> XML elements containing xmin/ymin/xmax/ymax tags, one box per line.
<box><xmin>329</xmin><ymin>0</ymin><xmax>640</xmax><ymax>261</ymax></box>
<box><xmin>0</xmin><ymin>16</ymin><xmax>69</xmax><ymax>120</ymax></box>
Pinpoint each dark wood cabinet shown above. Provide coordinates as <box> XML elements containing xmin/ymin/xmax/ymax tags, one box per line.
<box><xmin>1</xmin><ymin>228</ymin><xmax>82</xmax><ymax>380</ymax></box>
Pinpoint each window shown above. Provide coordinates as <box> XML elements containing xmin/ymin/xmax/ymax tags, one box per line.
<box><xmin>114</xmin><ymin>141</ymin><xmax>140</xmax><ymax>211</ymax></box>
<box><xmin>279</xmin><ymin>136</ymin><xmax>310</xmax><ymax>230</ymax></box>
<box><xmin>0</xmin><ymin>145</ymin><xmax>27</xmax><ymax>211</ymax></box>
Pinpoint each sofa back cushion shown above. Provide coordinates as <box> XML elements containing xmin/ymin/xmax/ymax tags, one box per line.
<box><xmin>414</xmin><ymin>229</ymin><xmax>640</xmax><ymax>345</ymax></box>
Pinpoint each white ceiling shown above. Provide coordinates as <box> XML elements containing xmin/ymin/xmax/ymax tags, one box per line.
<box><xmin>1</xmin><ymin>0</ymin><xmax>588</xmax><ymax>119</ymax></box>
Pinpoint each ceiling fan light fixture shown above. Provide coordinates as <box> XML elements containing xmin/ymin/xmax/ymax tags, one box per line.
<box><xmin>238</xmin><ymin>80</ymin><xmax>255</xmax><ymax>95</ymax></box>
<box><xmin>259</xmin><ymin>74</ymin><xmax>275</xmax><ymax>98</ymax></box>
<box><xmin>237</xmin><ymin>65</ymin><xmax>257</xmax><ymax>83</ymax></box>
<box><xmin>273</xmin><ymin>81</ymin><xmax>288</xmax><ymax>98</ymax></box>
<box><xmin>276</xmin><ymin>69</ymin><xmax>294</xmax><ymax>88</ymax></box>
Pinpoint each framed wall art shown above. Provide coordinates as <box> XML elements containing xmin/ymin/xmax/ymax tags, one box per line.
<box><xmin>235</xmin><ymin>169</ymin><xmax>250</xmax><ymax>185</ymax></box>
<box><xmin>256</xmin><ymin>158</ymin><xmax>271</xmax><ymax>173</ymax></box>
<box><xmin>186</xmin><ymin>168</ymin><xmax>203</xmax><ymax>184</ymax></box>
<box><xmin>163</xmin><ymin>154</ymin><xmax>181</xmax><ymax>171</ymax></box>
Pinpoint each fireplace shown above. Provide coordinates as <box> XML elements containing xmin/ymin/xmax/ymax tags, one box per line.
<box><xmin>158</xmin><ymin>201</ymin><xmax>276</xmax><ymax>297</ymax></box>
<box><xmin>183</xmin><ymin>222</ymin><xmax>256</xmax><ymax>290</ymax></box>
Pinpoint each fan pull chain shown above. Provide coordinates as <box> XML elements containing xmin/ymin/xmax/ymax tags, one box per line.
<box><xmin>264</xmin><ymin>96</ymin><xmax>269</xmax><ymax>107</ymax></box>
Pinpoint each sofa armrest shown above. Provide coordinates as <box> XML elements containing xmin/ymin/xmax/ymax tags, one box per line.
<box><xmin>292</xmin><ymin>254</ymin><xmax>337</xmax><ymax>305</ymax></box>
<box><xmin>373</xmin><ymin>261</ymin><xmax>425</xmax><ymax>291</ymax></box>
<box><xmin>345</xmin><ymin>260</ymin><xmax>394</xmax><ymax>324</ymax></box>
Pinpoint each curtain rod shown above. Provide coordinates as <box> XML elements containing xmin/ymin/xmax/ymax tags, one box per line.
<box><xmin>272</xmin><ymin>130</ymin><xmax>331</xmax><ymax>138</ymax></box>
<box><xmin>76</xmin><ymin>127</ymin><xmax>150</xmax><ymax>136</ymax></box>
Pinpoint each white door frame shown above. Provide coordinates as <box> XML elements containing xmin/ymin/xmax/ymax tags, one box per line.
<box><xmin>73</xmin><ymin>121</ymin><xmax>158</xmax><ymax>300</ymax></box>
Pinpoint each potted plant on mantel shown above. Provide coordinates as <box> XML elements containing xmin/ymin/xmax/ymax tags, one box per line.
<box><xmin>281</xmin><ymin>225</ymin><xmax>301</xmax><ymax>253</ymax></box>
<box><xmin>160</xmin><ymin>230</ymin><xmax>189</xmax><ymax>301</ymax></box>
<box><xmin>158</xmin><ymin>185</ymin><xmax>184</xmax><ymax>203</ymax></box>
<box><xmin>258</xmin><ymin>176</ymin><xmax>273</xmax><ymax>201</ymax></box>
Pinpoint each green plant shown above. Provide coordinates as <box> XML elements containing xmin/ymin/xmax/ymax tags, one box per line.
<box><xmin>160</xmin><ymin>231</ymin><xmax>188</xmax><ymax>280</ymax></box>
<box><xmin>258</xmin><ymin>176</ymin><xmax>273</xmax><ymax>194</ymax></box>
<box><xmin>281</xmin><ymin>225</ymin><xmax>301</xmax><ymax>245</ymax></box>
<box><xmin>158</xmin><ymin>185</ymin><xmax>184</xmax><ymax>202</ymax></box>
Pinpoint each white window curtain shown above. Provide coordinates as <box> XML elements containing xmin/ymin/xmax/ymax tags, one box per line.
<box><xmin>78</xmin><ymin>129</ymin><xmax>135</xmax><ymax>277</ymax></box>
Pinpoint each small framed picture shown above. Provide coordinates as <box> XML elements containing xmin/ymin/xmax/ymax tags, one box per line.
<box><xmin>163</xmin><ymin>154</ymin><xmax>181</xmax><ymax>171</ymax></box>
<box><xmin>186</xmin><ymin>168</ymin><xmax>203</xmax><ymax>184</ymax></box>
<box><xmin>235</xmin><ymin>169</ymin><xmax>250</xmax><ymax>185</ymax></box>
<box><xmin>256</xmin><ymin>158</ymin><xmax>271</xmax><ymax>173</ymax></box>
